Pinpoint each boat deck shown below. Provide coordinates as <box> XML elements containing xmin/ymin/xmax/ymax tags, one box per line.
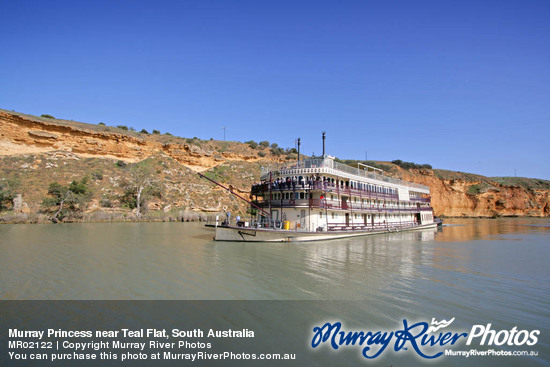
<box><xmin>215</xmin><ymin>222</ymin><xmax>438</xmax><ymax>242</ymax></box>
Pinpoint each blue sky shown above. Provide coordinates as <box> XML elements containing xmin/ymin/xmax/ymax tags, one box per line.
<box><xmin>1</xmin><ymin>0</ymin><xmax>549</xmax><ymax>179</ymax></box>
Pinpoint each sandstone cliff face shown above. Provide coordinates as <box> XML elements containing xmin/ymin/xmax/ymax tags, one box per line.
<box><xmin>1</xmin><ymin>110</ymin><xmax>549</xmax><ymax>218</ymax></box>
<box><xmin>0</xmin><ymin>111</ymin><xmax>261</xmax><ymax>172</ymax></box>
<box><xmin>400</xmin><ymin>169</ymin><xmax>549</xmax><ymax>217</ymax></box>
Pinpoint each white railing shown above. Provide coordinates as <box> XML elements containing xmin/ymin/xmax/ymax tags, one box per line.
<box><xmin>261</xmin><ymin>157</ymin><xmax>429</xmax><ymax>192</ymax></box>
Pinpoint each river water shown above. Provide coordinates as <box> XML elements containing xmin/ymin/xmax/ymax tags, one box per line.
<box><xmin>1</xmin><ymin>218</ymin><xmax>549</xmax><ymax>366</ymax></box>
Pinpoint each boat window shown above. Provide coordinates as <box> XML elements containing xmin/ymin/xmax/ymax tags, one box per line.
<box><xmin>300</xmin><ymin>192</ymin><xmax>305</xmax><ymax>199</ymax></box>
<box><xmin>295</xmin><ymin>192</ymin><xmax>299</xmax><ymax>199</ymax></box>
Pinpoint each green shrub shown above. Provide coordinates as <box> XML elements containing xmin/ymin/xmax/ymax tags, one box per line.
<box><xmin>271</xmin><ymin>147</ymin><xmax>281</xmax><ymax>156</ymax></box>
<box><xmin>98</xmin><ymin>122</ymin><xmax>106</xmax><ymax>126</ymax></box>
<box><xmin>42</xmin><ymin>177</ymin><xmax>92</xmax><ymax>221</ymax></box>
<box><xmin>152</xmin><ymin>130</ymin><xmax>160</xmax><ymax>135</ymax></box>
<box><xmin>41</xmin><ymin>114</ymin><xmax>55</xmax><ymax>119</ymax></box>
<box><xmin>392</xmin><ymin>159</ymin><xmax>432</xmax><ymax>170</ymax></box>
<box><xmin>258</xmin><ymin>151</ymin><xmax>266</xmax><ymax>157</ymax></box>
<box><xmin>116</xmin><ymin>160</ymin><xmax>127</xmax><ymax>168</ymax></box>
<box><xmin>467</xmin><ymin>184</ymin><xmax>481</xmax><ymax>195</ymax></box>
<box><xmin>100</xmin><ymin>197</ymin><xmax>114</xmax><ymax>208</ymax></box>
<box><xmin>270</xmin><ymin>143</ymin><xmax>278</xmax><ymax>149</ymax></box>
<box><xmin>259</xmin><ymin>140</ymin><xmax>270</xmax><ymax>148</ymax></box>
<box><xmin>245</xmin><ymin>140</ymin><xmax>258</xmax><ymax>149</ymax></box>
<box><xmin>117</xmin><ymin>125</ymin><xmax>129</xmax><ymax>130</ymax></box>
<box><xmin>140</xmin><ymin>129</ymin><xmax>149</xmax><ymax>134</ymax></box>
<box><xmin>92</xmin><ymin>171</ymin><xmax>103</xmax><ymax>180</ymax></box>
<box><xmin>0</xmin><ymin>179</ymin><xmax>18</xmax><ymax>210</ymax></box>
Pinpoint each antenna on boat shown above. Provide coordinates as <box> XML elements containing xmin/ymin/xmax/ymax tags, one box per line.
<box><xmin>322</xmin><ymin>131</ymin><xmax>326</xmax><ymax>157</ymax></box>
<box><xmin>297</xmin><ymin>137</ymin><xmax>301</xmax><ymax>166</ymax></box>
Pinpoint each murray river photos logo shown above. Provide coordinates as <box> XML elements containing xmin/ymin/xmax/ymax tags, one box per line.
<box><xmin>310</xmin><ymin>318</ymin><xmax>540</xmax><ymax>360</ymax></box>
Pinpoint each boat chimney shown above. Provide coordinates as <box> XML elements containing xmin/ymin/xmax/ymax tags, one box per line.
<box><xmin>297</xmin><ymin>138</ymin><xmax>301</xmax><ymax>166</ymax></box>
<box><xmin>322</xmin><ymin>131</ymin><xmax>326</xmax><ymax>157</ymax></box>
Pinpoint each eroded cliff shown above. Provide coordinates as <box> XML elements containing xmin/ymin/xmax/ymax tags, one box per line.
<box><xmin>0</xmin><ymin>110</ymin><xmax>263</xmax><ymax>172</ymax></box>
<box><xmin>1</xmin><ymin>110</ymin><xmax>549</xmax><ymax>219</ymax></box>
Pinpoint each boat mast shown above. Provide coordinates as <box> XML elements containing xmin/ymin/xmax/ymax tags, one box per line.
<box><xmin>321</xmin><ymin>132</ymin><xmax>329</xmax><ymax>229</ymax></box>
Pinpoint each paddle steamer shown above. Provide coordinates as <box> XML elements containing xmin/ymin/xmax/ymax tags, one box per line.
<box><xmin>208</xmin><ymin>134</ymin><xmax>436</xmax><ymax>242</ymax></box>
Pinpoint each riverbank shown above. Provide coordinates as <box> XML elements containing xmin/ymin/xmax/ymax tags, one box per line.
<box><xmin>0</xmin><ymin>210</ymin><xmax>225</xmax><ymax>224</ymax></box>
<box><xmin>1</xmin><ymin>109</ymin><xmax>549</xmax><ymax>221</ymax></box>
<box><xmin>0</xmin><ymin>210</ymin><xmax>545</xmax><ymax>224</ymax></box>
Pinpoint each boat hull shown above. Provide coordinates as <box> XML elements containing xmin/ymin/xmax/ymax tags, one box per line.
<box><xmin>215</xmin><ymin>223</ymin><xmax>438</xmax><ymax>242</ymax></box>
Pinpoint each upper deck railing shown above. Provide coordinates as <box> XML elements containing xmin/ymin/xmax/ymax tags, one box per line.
<box><xmin>261</xmin><ymin>157</ymin><xmax>430</xmax><ymax>192</ymax></box>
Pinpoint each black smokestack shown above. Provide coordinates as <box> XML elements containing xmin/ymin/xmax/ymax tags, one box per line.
<box><xmin>297</xmin><ymin>138</ymin><xmax>301</xmax><ymax>166</ymax></box>
<box><xmin>322</xmin><ymin>131</ymin><xmax>326</xmax><ymax>157</ymax></box>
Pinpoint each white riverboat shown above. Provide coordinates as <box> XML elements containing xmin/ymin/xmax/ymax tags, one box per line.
<box><xmin>211</xmin><ymin>142</ymin><xmax>436</xmax><ymax>242</ymax></box>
